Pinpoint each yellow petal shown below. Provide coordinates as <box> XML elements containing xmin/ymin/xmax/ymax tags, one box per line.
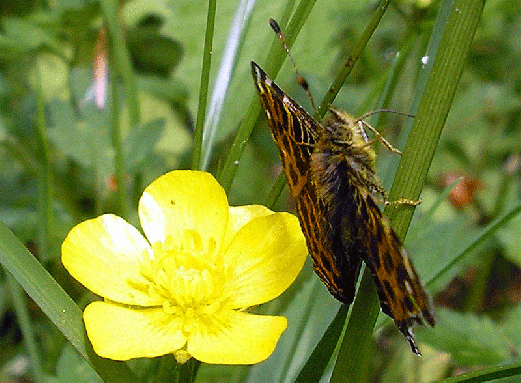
<box><xmin>62</xmin><ymin>214</ymin><xmax>157</xmax><ymax>306</ymax></box>
<box><xmin>139</xmin><ymin>170</ymin><xmax>228</xmax><ymax>254</ymax></box>
<box><xmin>225</xmin><ymin>212</ymin><xmax>307</xmax><ymax>308</ymax></box>
<box><xmin>84</xmin><ymin>301</ymin><xmax>186</xmax><ymax>360</ymax></box>
<box><xmin>187</xmin><ymin>310</ymin><xmax>287</xmax><ymax>364</ymax></box>
<box><xmin>224</xmin><ymin>205</ymin><xmax>274</xmax><ymax>248</ymax></box>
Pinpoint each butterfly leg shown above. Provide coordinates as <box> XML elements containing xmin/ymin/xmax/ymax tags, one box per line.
<box><xmin>358</xmin><ymin>120</ymin><xmax>402</xmax><ymax>155</ymax></box>
<box><xmin>384</xmin><ymin>198</ymin><xmax>422</xmax><ymax>206</ymax></box>
<box><xmin>371</xmin><ymin>186</ymin><xmax>422</xmax><ymax>207</ymax></box>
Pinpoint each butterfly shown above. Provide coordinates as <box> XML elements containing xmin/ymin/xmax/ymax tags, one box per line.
<box><xmin>251</xmin><ymin>61</ymin><xmax>435</xmax><ymax>354</ymax></box>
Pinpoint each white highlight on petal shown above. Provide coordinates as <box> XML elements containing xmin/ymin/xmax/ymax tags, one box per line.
<box><xmin>140</xmin><ymin>192</ymin><xmax>166</xmax><ymax>244</ymax></box>
<box><xmin>99</xmin><ymin>215</ymin><xmax>150</xmax><ymax>258</ymax></box>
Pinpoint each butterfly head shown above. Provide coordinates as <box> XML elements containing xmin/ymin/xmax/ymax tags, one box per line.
<box><xmin>322</xmin><ymin>108</ymin><xmax>374</xmax><ymax>154</ymax></box>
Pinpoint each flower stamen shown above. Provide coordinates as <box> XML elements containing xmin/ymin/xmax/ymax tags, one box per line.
<box><xmin>136</xmin><ymin>230</ymin><xmax>230</xmax><ymax>337</ymax></box>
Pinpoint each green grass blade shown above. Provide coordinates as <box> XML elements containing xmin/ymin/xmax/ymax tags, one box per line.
<box><xmin>330</xmin><ymin>268</ymin><xmax>379</xmax><ymax>383</ymax></box>
<box><xmin>295</xmin><ymin>305</ymin><xmax>349</xmax><ymax>383</ymax></box>
<box><xmin>110</xmin><ymin>72</ymin><xmax>128</xmax><ymax>219</ymax></box>
<box><xmin>0</xmin><ymin>223</ymin><xmax>140</xmax><ymax>382</ymax></box>
<box><xmin>191</xmin><ymin>0</ymin><xmax>216</xmax><ymax>170</ymax></box>
<box><xmin>331</xmin><ymin>0</ymin><xmax>486</xmax><ymax>380</ymax></box>
<box><xmin>386</xmin><ymin>0</ymin><xmax>486</xmax><ymax>230</ymax></box>
<box><xmin>35</xmin><ymin>66</ymin><xmax>56</xmax><ymax>262</ymax></box>
<box><xmin>317</xmin><ymin>0</ymin><xmax>392</xmax><ymax>119</ymax></box>
<box><xmin>217</xmin><ymin>0</ymin><xmax>318</xmax><ymax>192</ymax></box>
<box><xmin>99</xmin><ymin>0</ymin><xmax>140</xmax><ymax>127</ymax></box>
<box><xmin>6</xmin><ymin>273</ymin><xmax>45</xmax><ymax>382</ymax></box>
<box><xmin>436</xmin><ymin>360</ymin><xmax>521</xmax><ymax>382</ymax></box>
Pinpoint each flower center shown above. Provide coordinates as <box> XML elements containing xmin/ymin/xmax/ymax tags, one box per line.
<box><xmin>140</xmin><ymin>229</ymin><xmax>230</xmax><ymax>335</ymax></box>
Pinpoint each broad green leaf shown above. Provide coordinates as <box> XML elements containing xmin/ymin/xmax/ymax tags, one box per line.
<box><xmin>418</xmin><ymin>308</ymin><xmax>512</xmax><ymax>365</ymax></box>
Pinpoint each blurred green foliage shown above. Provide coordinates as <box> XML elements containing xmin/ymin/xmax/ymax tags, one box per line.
<box><xmin>0</xmin><ymin>0</ymin><xmax>520</xmax><ymax>382</ymax></box>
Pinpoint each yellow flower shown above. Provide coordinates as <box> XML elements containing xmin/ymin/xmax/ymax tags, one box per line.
<box><xmin>61</xmin><ymin>170</ymin><xmax>307</xmax><ymax>364</ymax></box>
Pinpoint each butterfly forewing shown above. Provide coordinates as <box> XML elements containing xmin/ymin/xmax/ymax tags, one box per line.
<box><xmin>251</xmin><ymin>61</ymin><xmax>361</xmax><ymax>305</ymax></box>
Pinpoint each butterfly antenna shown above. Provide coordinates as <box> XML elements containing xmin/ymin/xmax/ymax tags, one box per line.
<box><xmin>356</xmin><ymin>110</ymin><xmax>414</xmax><ymax>155</ymax></box>
<box><xmin>269</xmin><ymin>18</ymin><xmax>318</xmax><ymax>115</ymax></box>
<box><xmin>358</xmin><ymin>109</ymin><xmax>415</xmax><ymax>120</ymax></box>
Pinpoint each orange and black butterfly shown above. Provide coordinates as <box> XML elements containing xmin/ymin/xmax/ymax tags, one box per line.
<box><xmin>251</xmin><ymin>61</ymin><xmax>435</xmax><ymax>355</ymax></box>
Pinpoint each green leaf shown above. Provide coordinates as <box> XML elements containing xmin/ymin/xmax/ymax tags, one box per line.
<box><xmin>1</xmin><ymin>17</ymin><xmax>64</xmax><ymax>54</ymax></box>
<box><xmin>127</xmin><ymin>29</ymin><xmax>183</xmax><ymax>77</ymax></box>
<box><xmin>496</xmin><ymin>214</ymin><xmax>521</xmax><ymax>269</ymax></box>
<box><xmin>501</xmin><ymin>304</ymin><xmax>521</xmax><ymax>352</ymax></box>
<box><xmin>136</xmin><ymin>75</ymin><xmax>189</xmax><ymax>105</ymax></box>
<box><xmin>48</xmin><ymin>100</ymin><xmax>97</xmax><ymax>168</ymax></box>
<box><xmin>54</xmin><ymin>344</ymin><xmax>103</xmax><ymax>383</ymax></box>
<box><xmin>418</xmin><ymin>308</ymin><xmax>511</xmax><ymax>365</ymax></box>
<box><xmin>123</xmin><ymin>118</ymin><xmax>166</xmax><ymax>173</ymax></box>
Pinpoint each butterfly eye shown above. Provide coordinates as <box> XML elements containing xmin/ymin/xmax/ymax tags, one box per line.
<box><xmin>343</xmin><ymin>127</ymin><xmax>353</xmax><ymax>142</ymax></box>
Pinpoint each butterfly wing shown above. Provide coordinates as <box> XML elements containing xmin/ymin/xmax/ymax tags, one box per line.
<box><xmin>251</xmin><ymin>61</ymin><xmax>362</xmax><ymax>305</ymax></box>
<box><xmin>312</xmin><ymin>129</ymin><xmax>435</xmax><ymax>355</ymax></box>
<box><xmin>359</xmin><ymin>197</ymin><xmax>435</xmax><ymax>354</ymax></box>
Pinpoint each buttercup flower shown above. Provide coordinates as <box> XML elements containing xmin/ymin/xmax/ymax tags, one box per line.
<box><xmin>62</xmin><ymin>170</ymin><xmax>307</xmax><ymax>364</ymax></box>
